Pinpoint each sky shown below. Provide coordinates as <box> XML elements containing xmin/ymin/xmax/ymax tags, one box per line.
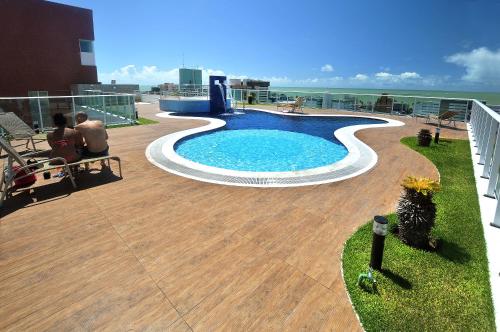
<box><xmin>57</xmin><ymin>0</ymin><xmax>500</xmax><ymax>91</ymax></box>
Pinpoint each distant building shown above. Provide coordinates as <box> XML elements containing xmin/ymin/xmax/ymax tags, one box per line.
<box><xmin>72</xmin><ymin>83</ymin><xmax>140</xmax><ymax>95</ymax></box>
<box><xmin>0</xmin><ymin>0</ymin><xmax>98</xmax><ymax>97</ymax></box>
<box><xmin>179</xmin><ymin>68</ymin><xmax>202</xmax><ymax>88</ymax></box>
<box><xmin>159</xmin><ymin>83</ymin><xmax>178</xmax><ymax>92</ymax></box>
<box><xmin>229</xmin><ymin>79</ymin><xmax>270</xmax><ymax>103</ymax></box>
<box><xmin>229</xmin><ymin>79</ymin><xmax>270</xmax><ymax>90</ymax></box>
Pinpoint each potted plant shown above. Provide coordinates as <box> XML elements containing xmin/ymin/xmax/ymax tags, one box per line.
<box><xmin>247</xmin><ymin>92</ymin><xmax>256</xmax><ymax>104</ymax></box>
<box><xmin>417</xmin><ymin>129</ymin><xmax>432</xmax><ymax>146</ymax></box>
<box><xmin>396</xmin><ymin>176</ymin><xmax>440</xmax><ymax>249</ymax></box>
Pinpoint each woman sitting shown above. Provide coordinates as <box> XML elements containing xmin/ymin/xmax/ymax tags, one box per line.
<box><xmin>47</xmin><ymin>113</ymin><xmax>83</xmax><ymax>165</ymax></box>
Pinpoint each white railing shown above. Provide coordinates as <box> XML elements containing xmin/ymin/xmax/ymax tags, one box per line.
<box><xmin>0</xmin><ymin>94</ymin><xmax>136</xmax><ymax>130</ymax></box>
<box><xmin>469</xmin><ymin>100</ymin><xmax>500</xmax><ymax>227</ymax></box>
<box><xmin>231</xmin><ymin>88</ymin><xmax>473</xmax><ymax>122</ymax></box>
<box><xmin>159</xmin><ymin>86</ymin><xmax>209</xmax><ymax>100</ymax></box>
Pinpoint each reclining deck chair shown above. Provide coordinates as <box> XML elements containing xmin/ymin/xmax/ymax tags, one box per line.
<box><xmin>1</xmin><ymin>136</ymin><xmax>122</xmax><ymax>207</ymax></box>
<box><xmin>277</xmin><ymin>97</ymin><xmax>305</xmax><ymax>113</ymax></box>
<box><xmin>0</xmin><ymin>111</ymin><xmax>47</xmax><ymax>151</ymax></box>
<box><xmin>0</xmin><ymin>136</ymin><xmax>76</xmax><ymax>207</ymax></box>
<box><xmin>426</xmin><ymin>110</ymin><xmax>459</xmax><ymax>127</ymax></box>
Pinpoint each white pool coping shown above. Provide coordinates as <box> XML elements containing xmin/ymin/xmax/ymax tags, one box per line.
<box><xmin>145</xmin><ymin>108</ymin><xmax>404</xmax><ymax>187</ymax></box>
<box><xmin>467</xmin><ymin>123</ymin><xmax>500</xmax><ymax>328</ymax></box>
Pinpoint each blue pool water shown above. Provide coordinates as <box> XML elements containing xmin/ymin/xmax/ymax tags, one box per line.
<box><xmin>173</xmin><ymin>110</ymin><xmax>386</xmax><ymax>172</ymax></box>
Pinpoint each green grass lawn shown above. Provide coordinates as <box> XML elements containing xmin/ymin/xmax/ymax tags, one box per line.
<box><xmin>107</xmin><ymin>117</ymin><xmax>159</xmax><ymax>129</ymax></box>
<box><xmin>342</xmin><ymin>137</ymin><xmax>495</xmax><ymax>331</ymax></box>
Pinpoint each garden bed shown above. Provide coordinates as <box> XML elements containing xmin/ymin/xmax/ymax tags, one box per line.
<box><xmin>342</xmin><ymin>137</ymin><xmax>495</xmax><ymax>331</ymax></box>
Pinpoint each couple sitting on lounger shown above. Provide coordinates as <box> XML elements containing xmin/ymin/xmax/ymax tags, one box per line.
<box><xmin>47</xmin><ymin>112</ymin><xmax>109</xmax><ymax>164</ymax></box>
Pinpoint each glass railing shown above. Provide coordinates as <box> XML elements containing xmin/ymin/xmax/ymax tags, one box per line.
<box><xmin>159</xmin><ymin>85</ymin><xmax>210</xmax><ymax>99</ymax></box>
<box><xmin>230</xmin><ymin>88</ymin><xmax>473</xmax><ymax>122</ymax></box>
<box><xmin>0</xmin><ymin>94</ymin><xmax>136</xmax><ymax>131</ymax></box>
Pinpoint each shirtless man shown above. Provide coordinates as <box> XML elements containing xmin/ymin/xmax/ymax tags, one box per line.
<box><xmin>74</xmin><ymin>112</ymin><xmax>109</xmax><ymax>157</ymax></box>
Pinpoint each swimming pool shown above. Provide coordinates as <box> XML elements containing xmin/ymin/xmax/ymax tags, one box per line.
<box><xmin>146</xmin><ymin>108</ymin><xmax>405</xmax><ymax>187</ymax></box>
<box><xmin>173</xmin><ymin>110</ymin><xmax>385</xmax><ymax>172</ymax></box>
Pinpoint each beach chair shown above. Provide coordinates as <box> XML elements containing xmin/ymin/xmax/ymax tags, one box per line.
<box><xmin>426</xmin><ymin>111</ymin><xmax>459</xmax><ymax>127</ymax></box>
<box><xmin>1</xmin><ymin>136</ymin><xmax>122</xmax><ymax>206</ymax></box>
<box><xmin>0</xmin><ymin>136</ymin><xmax>76</xmax><ymax>206</ymax></box>
<box><xmin>277</xmin><ymin>97</ymin><xmax>304</xmax><ymax>113</ymax></box>
<box><xmin>0</xmin><ymin>110</ymin><xmax>47</xmax><ymax>151</ymax></box>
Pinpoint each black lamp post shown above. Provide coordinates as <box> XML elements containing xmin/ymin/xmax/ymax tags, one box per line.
<box><xmin>435</xmin><ymin>127</ymin><xmax>441</xmax><ymax>144</ymax></box>
<box><xmin>370</xmin><ymin>215</ymin><xmax>388</xmax><ymax>270</ymax></box>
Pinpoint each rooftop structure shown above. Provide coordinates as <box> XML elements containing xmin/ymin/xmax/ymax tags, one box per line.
<box><xmin>179</xmin><ymin>68</ymin><xmax>202</xmax><ymax>88</ymax></box>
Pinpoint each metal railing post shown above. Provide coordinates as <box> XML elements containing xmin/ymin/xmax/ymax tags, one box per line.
<box><xmin>464</xmin><ymin>101</ymin><xmax>470</xmax><ymax>122</ymax></box>
<box><xmin>481</xmin><ymin>122</ymin><xmax>499</xmax><ymax>178</ymax></box>
<box><xmin>102</xmin><ymin>96</ymin><xmax>107</xmax><ymax>126</ymax></box>
<box><xmin>36</xmin><ymin>97</ymin><xmax>44</xmax><ymax>130</ymax></box>
<box><xmin>479</xmin><ymin>113</ymin><xmax>491</xmax><ymax>154</ymax></box>
<box><xmin>131</xmin><ymin>95</ymin><xmax>136</xmax><ymax>122</ymax></box>
<box><xmin>72</xmin><ymin>96</ymin><xmax>76</xmax><ymax>126</ymax></box>
<box><xmin>479</xmin><ymin>116</ymin><xmax>493</xmax><ymax>164</ymax></box>
<box><xmin>475</xmin><ymin>111</ymin><xmax>486</xmax><ymax>148</ymax></box>
<box><xmin>485</xmin><ymin>132</ymin><xmax>500</xmax><ymax>198</ymax></box>
<box><xmin>491</xmin><ymin>193</ymin><xmax>500</xmax><ymax>227</ymax></box>
<box><xmin>480</xmin><ymin>119</ymin><xmax>497</xmax><ymax>167</ymax></box>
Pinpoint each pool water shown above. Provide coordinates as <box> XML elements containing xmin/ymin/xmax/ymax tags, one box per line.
<box><xmin>173</xmin><ymin>110</ymin><xmax>386</xmax><ymax>172</ymax></box>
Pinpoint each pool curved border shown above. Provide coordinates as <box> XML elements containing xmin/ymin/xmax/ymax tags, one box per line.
<box><xmin>145</xmin><ymin>108</ymin><xmax>404</xmax><ymax>187</ymax></box>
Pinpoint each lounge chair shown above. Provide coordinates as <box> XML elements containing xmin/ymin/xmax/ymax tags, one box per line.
<box><xmin>0</xmin><ymin>136</ymin><xmax>122</xmax><ymax>206</ymax></box>
<box><xmin>0</xmin><ymin>110</ymin><xmax>47</xmax><ymax>151</ymax></box>
<box><xmin>0</xmin><ymin>136</ymin><xmax>76</xmax><ymax>206</ymax></box>
<box><xmin>277</xmin><ymin>97</ymin><xmax>304</xmax><ymax>113</ymax></box>
<box><xmin>426</xmin><ymin>111</ymin><xmax>459</xmax><ymax>127</ymax></box>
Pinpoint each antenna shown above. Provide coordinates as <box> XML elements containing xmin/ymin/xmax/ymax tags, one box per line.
<box><xmin>182</xmin><ymin>53</ymin><xmax>185</xmax><ymax>68</ymax></box>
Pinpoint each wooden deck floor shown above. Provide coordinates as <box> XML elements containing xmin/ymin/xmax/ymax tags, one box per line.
<box><xmin>0</xmin><ymin>104</ymin><xmax>468</xmax><ymax>331</ymax></box>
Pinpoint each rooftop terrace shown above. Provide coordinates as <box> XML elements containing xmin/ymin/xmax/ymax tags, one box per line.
<box><xmin>0</xmin><ymin>103</ymin><xmax>474</xmax><ymax>330</ymax></box>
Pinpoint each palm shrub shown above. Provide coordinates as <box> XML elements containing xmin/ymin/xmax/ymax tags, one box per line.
<box><xmin>396</xmin><ymin>176</ymin><xmax>440</xmax><ymax>248</ymax></box>
<box><xmin>417</xmin><ymin>129</ymin><xmax>432</xmax><ymax>146</ymax></box>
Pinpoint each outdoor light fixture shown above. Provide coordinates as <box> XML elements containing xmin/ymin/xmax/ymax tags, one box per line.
<box><xmin>435</xmin><ymin>127</ymin><xmax>441</xmax><ymax>144</ymax></box>
<box><xmin>370</xmin><ymin>215</ymin><xmax>388</xmax><ymax>270</ymax></box>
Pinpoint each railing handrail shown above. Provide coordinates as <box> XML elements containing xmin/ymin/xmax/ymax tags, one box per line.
<box><xmin>0</xmin><ymin>93</ymin><xmax>135</xmax><ymax>100</ymax></box>
<box><xmin>230</xmin><ymin>88</ymin><xmax>474</xmax><ymax>102</ymax></box>
<box><xmin>472</xmin><ymin>99</ymin><xmax>500</xmax><ymax>122</ymax></box>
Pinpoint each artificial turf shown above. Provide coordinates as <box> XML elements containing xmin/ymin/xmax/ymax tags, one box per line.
<box><xmin>342</xmin><ymin>137</ymin><xmax>495</xmax><ymax>331</ymax></box>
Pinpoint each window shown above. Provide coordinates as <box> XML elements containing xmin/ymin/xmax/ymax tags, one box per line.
<box><xmin>79</xmin><ymin>40</ymin><xmax>94</xmax><ymax>53</ymax></box>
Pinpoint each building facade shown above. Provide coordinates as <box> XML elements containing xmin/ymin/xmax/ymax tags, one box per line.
<box><xmin>229</xmin><ymin>78</ymin><xmax>270</xmax><ymax>103</ymax></box>
<box><xmin>0</xmin><ymin>0</ymin><xmax>98</xmax><ymax>97</ymax></box>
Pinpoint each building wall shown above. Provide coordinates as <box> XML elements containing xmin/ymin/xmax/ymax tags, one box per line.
<box><xmin>0</xmin><ymin>0</ymin><xmax>98</xmax><ymax>97</ymax></box>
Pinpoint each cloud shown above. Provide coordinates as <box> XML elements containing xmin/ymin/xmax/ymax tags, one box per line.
<box><xmin>100</xmin><ymin>64</ymin><xmax>454</xmax><ymax>89</ymax></box>
<box><xmin>320</xmin><ymin>64</ymin><xmax>334</xmax><ymax>72</ymax></box>
<box><xmin>99</xmin><ymin>65</ymin><xmax>178</xmax><ymax>84</ymax></box>
<box><xmin>351</xmin><ymin>74</ymin><xmax>368</xmax><ymax>81</ymax></box>
<box><xmin>400</xmin><ymin>72</ymin><xmax>421</xmax><ymax>79</ymax></box>
<box><xmin>374</xmin><ymin>71</ymin><xmax>421</xmax><ymax>82</ymax></box>
<box><xmin>445</xmin><ymin>47</ymin><xmax>500</xmax><ymax>83</ymax></box>
<box><xmin>98</xmin><ymin>65</ymin><xmax>227</xmax><ymax>85</ymax></box>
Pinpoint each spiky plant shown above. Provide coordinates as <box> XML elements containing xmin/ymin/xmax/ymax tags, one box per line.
<box><xmin>396</xmin><ymin>176</ymin><xmax>440</xmax><ymax>248</ymax></box>
<box><xmin>417</xmin><ymin>129</ymin><xmax>432</xmax><ymax>147</ymax></box>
